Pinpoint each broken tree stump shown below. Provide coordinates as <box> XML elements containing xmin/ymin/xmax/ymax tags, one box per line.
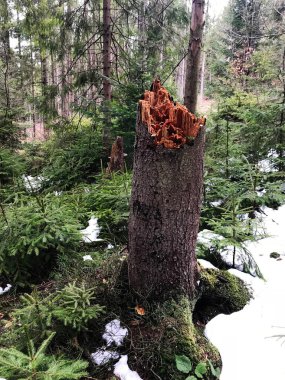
<box><xmin>128</xmin><ymin>80</ymin><xmax>206</xmax><ymax>300</ymax></box>
<box><xmin>107</xmin><ymin>136</ymin><xmax>125</xmax><ymax>173</ymax></box>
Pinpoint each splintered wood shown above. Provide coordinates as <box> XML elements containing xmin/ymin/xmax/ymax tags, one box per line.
<box><xmin>139</xmin><ymin>79</ymin><xmax>206</xmax><ymax>149</ymax></box>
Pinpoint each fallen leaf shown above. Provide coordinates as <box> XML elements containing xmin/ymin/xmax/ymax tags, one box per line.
<box><xmin>135</xmin><ymin>305</ymin><xmax>145</xmax><ymax>316</ymax></box>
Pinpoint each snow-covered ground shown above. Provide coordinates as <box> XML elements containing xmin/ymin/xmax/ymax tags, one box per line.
<box><xmin>205</xmin><ymin>205</ymin><xmax>285</xmax><ymax>380</ymax></box>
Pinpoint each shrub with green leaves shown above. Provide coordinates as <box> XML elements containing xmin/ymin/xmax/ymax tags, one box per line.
<box><xmin>0</xmin><ymin>194</ymin><xmax>82</xmax><ymax>285</ymax></box>
<box><xmin>0</xmin><ymin>332</ymin><xmax>88</xmax><ymax>380</ymax></box>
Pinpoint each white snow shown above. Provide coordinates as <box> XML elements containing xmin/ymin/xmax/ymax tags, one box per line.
<box><xmin>103</xmin><ymin>319</ymin><xmax>128</xmax><ymax>347</ymax></box>
<box><xmin>258</xmin><ymin>149</ymin><xmax>279</xmax><ymax>173</ymax></box>
<box><xmin>22</xmin><ymin>175</ymin><xmax>44</xmax><ymax>192</ymax></box>
<box><xmin>83</xmin><ymin>255</ymin><xmax>93</xmax><ymax>261</ymax></box>
<box><xmin>197</xmin><ymin>229</ymin><xmax>224</xmax><ymax>248</ymax></box>
<box><xmin>0</xmin><ymin>284</ymin><xmax>12</xmax><ymax>295</ymax></box>
<box><xmin>114</xmin><ymin>355</ymin><xmax>143</xmax><ymax>380</ymax></box>
<box><xmin>107</xmin><ymin>243</ymin><xmax>114</xmax><ymax>249</ymax></box>
<box><xmin>91</xmin><ymin>349</ymin><xmax>119</xmax><ymax>365</ymax></box>
<box><xmin>198</xmin><ymin>259</ymin><xmax>218</xmax><ymax>270</ymax></box>
<box><xmin>210</xmin><ymin>200</ymin><xmax>223</xmax><ymax>207</ymax></box>
<box><xmin>205</xmin><ymin>204</ymin><xmax>285</xmax><ymax>380</ymax></box>
<box><xmin>220</xmin><ymin>246</ymin><xmax>260</xmax><ymax>276</ymax></box>
<box><xmin>80</xmin><ymin>217</ymin><xmax>103</xmax><ymax>243</ymax></box>
<box><xmin>91</xmin><ymin>320</ymin><xmax>142</xmax><ymax>379</ymax></box>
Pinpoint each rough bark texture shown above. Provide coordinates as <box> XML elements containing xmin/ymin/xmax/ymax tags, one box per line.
<box><xmin>107</xmin><ymin>136</ymin><xmax>125</xmax><ymax>173</ymax></box>
<box><xmin>128</xmin><ymin>86</ymin><xmax>206</xmax><ymax>300</ymax></box>
<box><xmin>184</xmin><ymin>0</ymin><xmax>205</xmax><ymax>113</ymax></box>
<box><xmin>103</xmin><ymin>0</ymin><xmax>112</xmax><ymax>100</ymax></box>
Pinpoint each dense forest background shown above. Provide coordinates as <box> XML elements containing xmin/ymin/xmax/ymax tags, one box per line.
<box><xmin>0</xmin><ymin>0</ymin><xmax>284</xmax><ymax>379</ymax></box>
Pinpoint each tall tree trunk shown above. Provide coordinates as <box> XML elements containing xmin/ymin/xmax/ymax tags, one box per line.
<box><xmin>199</xmin><ymin>51</ymin><xmax>206</xmax><ymax>101</ymax></box>
<box><xmin>128</xmin><ymin>82</ymin><xmax>206</xmax><ymax>300</ymax></box>
<box><xmin>184</xmin><ymin>0</ymin><xmax>206</xmax><ymax>113</ymax></box>
<box><xmin>30</xmin><ymin>40</ymin><xmax>36</xmax><ymax>139</ymax></box>
<box><xmin>41</xmin><ymin>52</ymin><xmax>48</xmax><ymax>136</ymax></box>
<box><xmin>102</xmin><ymin>0</ymin><xmax>112</xmax><ymax>151</ymax></box>
<box><xmin>2</xmin><ymin>0</ymin><xmax>10</xmax><ymax>113</ymax></box>
<box><xmin>103</xmin><ymin>0</ymin><xmax>112</xmax><ymax>100</ymax></box>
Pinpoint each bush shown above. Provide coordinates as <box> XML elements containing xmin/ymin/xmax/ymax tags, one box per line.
<box><xmin>0</xmin><ymin>332</ymin><xmax>88</xmax><ymax>380</ymax></box>
<box><xmin>42</xmin><ymin>127</ymin><xmax>103</xmax><ymax>190</ymax></box>
<box><xmin>83</xmin><ymin>172</ymin><xmax>132</xmax><ymax>244</ymax></box>
<box><xmin>0</xmin><ymin>194</ymin><xmax>82</xmax><ymax>285</ymax></box>
<box><xmin>0</xmin><ymin>148</ymin><xmax>26</xmax><ymax>186</ymax></box>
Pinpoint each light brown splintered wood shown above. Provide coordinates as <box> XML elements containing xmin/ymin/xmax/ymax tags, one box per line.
<box><xmin>140</xmin><ymin>79</ymin><xmax>206</xmax><ymax>149</ymax></box>
<box><xmin>128</xmin><ymin>81</ymin><xmax>206</xmax><ymax>300</ymax></box>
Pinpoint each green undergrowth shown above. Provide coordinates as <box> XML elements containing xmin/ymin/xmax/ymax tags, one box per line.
<box><xmin>0</xmin><ymin>247</ymin><xmax>252</xmax><ymax>380</ymax></box>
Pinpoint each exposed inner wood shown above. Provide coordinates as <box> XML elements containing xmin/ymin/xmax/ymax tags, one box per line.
<box><xmin>140</xmin><ymin>79</ymin><xmax>206</xmax><ymax>149</ymax></box>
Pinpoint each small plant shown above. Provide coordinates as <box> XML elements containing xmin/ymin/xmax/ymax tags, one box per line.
<box><xmin>0</xmin><ymin>194</ymin><xmax>82</xmax><ymax>285</ymax></box>
<box><xmin>0</xmin><ymin>332</ymin><xmax>88</xmax><ymax>379</ymax></box>
<box><xmin>175</xmin><ymin>355</ymin><xmax>221</xmax><ymax>379</ymax></box>
<box><xmin>52</xmin><ymin>281</ymin><xmax>105</xmax><ymax>331</ymax></box>
<box><xmin>11</xmin><ymin>282</ymin><xmax>105</xmax><ymax>341</ymax></box>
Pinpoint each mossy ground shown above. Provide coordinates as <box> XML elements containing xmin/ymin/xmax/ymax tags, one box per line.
<box><xmin>0</xmin><ymin>252</ymin><xmax>251</xmax><ymax>380</ymax></box>
<box><xmin>194</xmin><ymin>267</ymin><xmax>252</xmax><ymax>324</ymax></box>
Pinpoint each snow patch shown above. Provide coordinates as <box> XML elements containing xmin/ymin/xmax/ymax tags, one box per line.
<box><xmin>114</xmin><ymin>355</ymin><xmax>143</xmax><ymax>380</ymax></box>
<box><xmin>206</xmin><ymin>204</ymin><xmax>285</xmax><ymax>380</ymax></box>
<box><xmin>81</xmin><ymin>217</ymin><xmax>102</xmax><ymax>243</ymax></box>
<box><xmin>198</xmin><ymin>259</ymin><xmax>218</xmax><ymax>269</ymax></box>
<box><xmin>0</xmin><ymin>284</ymin><xmax>12</xmax><ymax>295</ymax></box>
<box><xmin>107</xmin><ymin>243</ymin><xmax>114</xmax><ymax>250</ymax></box>
<box><xmin>91</xmin><ymin>349</ymin><xmax>119</xmax><ymax>365</ymax></box>
<box><xmin>83</xmin><ymin>255</ymin><xmax>93</xmax><ymax>261</ymax></box>
<box><xmin>22</xmin><ymin>175</ymin><xmax>44</xmax><ymax>192</ymax></box>
<box><xmin>103</xmin><ymin>319</ymin><xmax>128</xmax><ymax>347</ymax></box>
<box><xmin>197</xmin><ymin>229</ymin><xmax>224</xmax><ymax>248</ymax></box>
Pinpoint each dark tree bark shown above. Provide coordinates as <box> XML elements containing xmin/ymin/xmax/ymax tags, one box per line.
<box><xmin>128</xmin><ymin>84</ymin><xmax>206</xmax><ymax>300</ymax></box>
<box><xmin>102</xmin><ymin>0</ymin><xmax>112</xmax><ymax>151</ymax></box>
<box><xmin>103</xmin><ymin>0</ymin><xmax>112</xmax><ymax>100</ymax></box>
<box><xmin>184</xmin><ymin>0</ymin><xmax>206</xmax><ymax>113</ymax></box>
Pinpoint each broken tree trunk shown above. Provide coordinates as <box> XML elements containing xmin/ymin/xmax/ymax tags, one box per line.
<box><xmin>128</xmin><ymin>80</ymin><xmax>206</xmax><ymax>300</ymax></box>
<box><xmin>107</xmin><ymin>136</ymin><xmax>125</xmax><ymax>173</ymax></box>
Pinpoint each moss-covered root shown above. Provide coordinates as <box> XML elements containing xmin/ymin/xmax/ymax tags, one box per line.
<box><xmin>194</xmin><ymin>268</ymin><xmax>252</xmax><ymax>324</ymax></box>
<box><xmin>128</xmin><ymin>297</ymin><xmax>221</xmax><ymax>380</ymax></box>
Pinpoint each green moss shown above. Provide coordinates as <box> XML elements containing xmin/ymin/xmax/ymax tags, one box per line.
<box><xmin>127</xmin><ymin>297</ymin><xmax>221</xmax><ymax>380</ymax></box>
<box><xmin>194</xmin><ymin>268</ymin><xmax>251</xmax><ymax>324</ymax></box>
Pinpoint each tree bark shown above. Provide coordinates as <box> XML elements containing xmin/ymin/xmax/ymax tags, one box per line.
<box><xmin>128</xmin><ymin>85</ymin><xmax>206</xmax><ymax>300</ymax></box>
<box><xmin>103</xmin><ymin>0</ymin><xmax>112</xmax><ymax>100</ymax></box>
<box><xmin>184</xmin><ymin>0</ymin><xmax>205</xmax><ymax>113</ymax></box>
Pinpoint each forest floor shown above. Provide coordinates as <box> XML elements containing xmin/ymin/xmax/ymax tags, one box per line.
<box><xmin>205</xmin><ymin>205</ymin><xmax>285</xmax><ymax>380</ymax></box>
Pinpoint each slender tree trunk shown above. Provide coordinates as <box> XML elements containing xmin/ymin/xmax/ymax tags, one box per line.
<box><xmin>184</xmin><ymin>0</ymin><xmax>206</xmax><ymax>113</ymax></box>
<box><xmin>102</xmin><ymin>0</ymin><xmax>112</xmax><ymax>151</ymax></box>
<box><xmin>2</xmin><ymin>0</ymin><xmax>10</xmax><ymax>113</ymax></box>
<box><xmin>30</xmin><ymin>40</ymin><xmax>36</xmax><ymax>139</ymax></box>
<box><xmin>128</xmin><ymin>84</ymin><xmax>206</xmax><ymax>300</ymax></box>
<box><xmin>103</xmin><ymin>0</ymin><xmax>112</xmax><ymax>100</ymax></box>
<box><xmin>41</xmin><ymin>51</ymin><xmax>48</xmax><ymax>136</ymax></box>
<box><xmin>278</xmin><ymin>47</ymin><xmax>285</xmax><ymax>172</ymax></box>
<box><xmin>16</xmin><ymin>10</ymin><xmax>23</xmax><ymax>87</ymax></box>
